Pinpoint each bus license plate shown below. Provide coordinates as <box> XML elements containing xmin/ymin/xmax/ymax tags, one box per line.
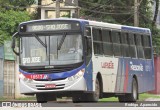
<box><xmin>45</xmin><ymin>84</ymin><xmax>56</xmax><ymax>88</ymax></box>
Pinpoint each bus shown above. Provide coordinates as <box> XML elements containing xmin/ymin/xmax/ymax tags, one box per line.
<box><xmin>11</xmin><ymin>18</ymin><xmax>155</xmax><ymax>103</ymax></box>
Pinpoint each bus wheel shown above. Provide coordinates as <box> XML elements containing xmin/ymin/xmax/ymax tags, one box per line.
<box><xmin>88</xmin><ymin>78</ymin><xmax>100</xmax><ymax>102</ymax></box>
<box><xmin>131</xmin><ymin>78</ymin><xmax>138</xmax><ymax>102</ymax></box>
<box><xmin>73</xmin><ymin>79</ymin><xmax>100</xmax><ymax>103</ymax></box>
<box><xmin>72</xmin><ymin>96</ymin><xmax>84</xmax><ymax>103</ymax></box>
<box><xmin>36</xmin><ymin>94</ymin><xmax>48</xmax><ymax>103</ymax></box>
<box><xmin>118</xmin><ymin>78</ymin><xmax>138</xmax><ymax>102</ymax></box>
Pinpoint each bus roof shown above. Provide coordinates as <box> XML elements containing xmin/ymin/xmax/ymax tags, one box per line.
<box><xmin>20</xmin><ymin>18</ymin><xmax>151</xmax><ymax>34</ymax></box>
<box><xmin>88</xmin><ymin>20</ymin><xmax>151</xmax><ymax>34</ymax></box>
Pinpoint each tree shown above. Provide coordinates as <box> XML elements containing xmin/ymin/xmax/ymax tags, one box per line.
<box><xmin>34</xmin><ymin>0</ymin><xmax>42</xmax><ymax>19</ymax></box>
<box><xmin>0</xmin><ymin>10</ymin><xmax>31</xmax><ymax>45</ymax></box>
<box><xmin>9</xmin><ymin>0</ymin><xmax>35</xmax><ymax>10</ymax></box>
<box><xmin>0</xmin><ymin>0</ymin><xmax>36</xmax><ymax>11</ymax></box>
<box><xmin>152</xmin><ymin>0</ymin><xmax>159</xmax><ymax>27</ymax></box>
<box><xmin>79</xmin><ymin>0</ymin><xmax>160</xmax><ymax>47</ymax></box>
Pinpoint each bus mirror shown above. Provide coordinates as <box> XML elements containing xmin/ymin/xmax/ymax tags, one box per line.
<box><xmin>84</xmin><ymin>27</ymin><xmax>91</xmax><ymax>37</ymax></box>
<box><xmin>11</xmin><ymin>32</ymin><xmax>20</xmax><ymax>56</ymax></box>
<box><xmin>11</xmin><ymin>37</ymin><xmax>16</xmax><ymax>49</ymax></box>
<box><xmin>85</xmin><ymin>36</ymin><xmax>91</xmax><ymax>39</ymax></box>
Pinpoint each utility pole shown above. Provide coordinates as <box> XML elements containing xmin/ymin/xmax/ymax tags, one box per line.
<box><xmin>56</xmin><ymin>0</ymin><xmax>60</xmax><ymax>18</ymax></box>
<box><xmin>134</xmin><ymin>0</ymin><xmax>139</xmax><ymax>26</ymax></box>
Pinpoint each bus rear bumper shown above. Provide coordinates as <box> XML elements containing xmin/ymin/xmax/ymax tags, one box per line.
<box><xmin>19</xmin><ymin>77</ymin><xmax>87</xmax><ymax>94</ymax></box>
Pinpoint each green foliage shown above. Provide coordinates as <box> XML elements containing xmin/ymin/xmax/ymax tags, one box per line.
<box><xmin>79</xmin><ymin>0</ymin><xmax>160</xmax><ymax>47</ymax></box>
<box><xmin>10</xmin><ymin>0</ymin><xmax>35</xmax><ymax>6</ymax></box>
<box><xmin>0</xmin><ymin>0</ymin><xmax>35</xmax><ymax>11</ymax></box>
<box><xmin>0</xmin><ymin>10</ymin><xmax>31</xmax><ymax>45</ymax></box>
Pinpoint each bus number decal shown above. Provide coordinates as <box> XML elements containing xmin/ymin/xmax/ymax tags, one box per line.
<box><xmin>23</xmin><ymin>57</ymin><xmax>41</xmax><ymax>64</ymax></box>
<box><xmin>130</xmin><ymin>62</ymin><xmax>143</xmax><ymax>71</ymax></box>
<box><xmin>101</xmin><ymin>61</ymin><xmax>114</xmax><ymax>69</ymax></box>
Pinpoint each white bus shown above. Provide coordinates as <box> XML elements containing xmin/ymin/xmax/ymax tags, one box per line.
<box><xmin>11</xmin><ymin>18</ymin><xmax>155</xmax><ymax>102</ymax></box>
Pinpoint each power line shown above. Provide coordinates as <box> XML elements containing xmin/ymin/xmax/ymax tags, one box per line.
<box><xmin>79</xmin><ymin>0</ymin><xmax>133</xmax><ymax>9</ymax></box>
<box><xmin>0</xmin><ymin>0</ymin><xmax>154</xmax><ymax>17</ymax></box>
<box><xmin>122</xmin><ymin>14</ymin><xmax>134</xmax><ymax>24</ymax></box>
<box><xmin>64</xmin><ymin>1</ymin><xmax>133</xmax><ymax>15</ymax></box>
<box><xmin>80</xmin><ymin>7</ymin><xmax>133</xmax><ymax>15</ymax></box>
<box><xmin>0</xmin><ymin>2</ymin><xmax>55</xmax><ymax>9</ymax></box>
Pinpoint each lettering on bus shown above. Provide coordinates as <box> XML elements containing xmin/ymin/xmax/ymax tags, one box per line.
<box><xmin>101</xmin><ymin>61</ymin><xmax>114</xmax><ymax>69</ymax></box>
<box><xmin>145</xmin><ymin>65</ymin><xmax>151</xmax><ymax>72</ymax></box>
<box><xmin>23</xmin><ymin>57</ymin><xmax>41</xmax><ymax>64</ymax></box>
<box><xmin>28</xmin><ymin>24</ymin><xmax>71</xmax><ymax>32</ymax></box>
<box><xmin>130</xmin><ymin>62</ymin><xmax>143</xmax><ymax>71</ymax></box>
<box><xmin>25</xmin><ymin>74</ymin><xmax>49</xmax><ymax>80</ymax></box>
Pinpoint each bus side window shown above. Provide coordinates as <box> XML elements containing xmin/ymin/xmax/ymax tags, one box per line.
<box><xmin>142</xmin><ymin>35</ymin><xmax>151</xmax><ymax>59</ymax></box>
<box><xmin>102</xmin><ymin>29</ymin><xmax>113</xmax><ymax>56</ymax></box>
<box><xmin>136</xmin><ymin>34</ymin><xmax>144</xmax><ymax>59</ymax></box>
<box><xmin>142</xmin><ymin>35</ymin><xmax>151</xmax><ymax>47</ymax></box>
<box><xmin>111</xmin><ymin>30</ymin><xmax>121</xmax><ymax>57</ymax></box>
<box><xmin>92</xmin><ymin>28</ymin><xmax>103</xmax><ymax>55</ymax></box>
<box><xmin>128</xmin><ymin>33</ymin><xmax>137</xmax><ymax>58</ymax></box>
<box><xmin>85</xmin><ymin>27</ymin><xmax>91</xmax><ymax>36</ymax></box>
<box><xmin>86</xmin><ymin>38</ymin><xmax>92</xmax><ymax>56</ymax></box>
<box><xmin>121</xmin><ymin>32</ymin><xmax>129</xmax><ymax>57</ymax></box>
<box><xmin>85</xmin><ymin>27</ymin><xmax>92</xmax><ymax>64</ymax></box>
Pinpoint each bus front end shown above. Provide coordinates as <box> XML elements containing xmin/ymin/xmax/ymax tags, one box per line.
<box><xmin>11</xmin><ymin>19</ymin><xmax>92</xmax><ymax>102</ymax></box>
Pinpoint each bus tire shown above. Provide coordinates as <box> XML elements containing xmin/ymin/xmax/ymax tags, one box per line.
<box><xmin>88</xmin><ymin>78</ymin><xmax>100</xmax><ymax>102</ymax></box>
<box><xmin>36</xmin><ymin>94</ymin><xmax>48</xmax><ymax>103</ymax></box>
<box><xmin>36</xmin><ymin>93</ymin><xmax>56</xmax><ymax>103</ymax></box>
<box><xmin>130</xmin><ymin>78</ymin><xmax>138</xmax><ymax>102</ymax></box>
<box><xmin>72</xmin><ymin>96</ymin><xmax>84</xmax><ymax>103</ymax></box>
<box><xmin>118</xmin><ymin>78</ymin><xmax>138</xmax><ymax>102</ymax></box>
<box><xmin>73</xmin><ymin>78</ymin><xmax>100</xmax><ymax>103</ymax></box>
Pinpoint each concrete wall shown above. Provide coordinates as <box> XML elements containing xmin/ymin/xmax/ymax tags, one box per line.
<box><xmin>150</xmin><ymin>56</ymin><xmax>160</xmax><ymax>94</ymax></box>
<box><xmin>0</xmin><ymin>46</ymin><xmax>4</xmax><ymax>97</ymax></box>
<box><xmin>0</xmin><ymin>59</ymin><xmax>4</xmax><ymax>97</ymax></box>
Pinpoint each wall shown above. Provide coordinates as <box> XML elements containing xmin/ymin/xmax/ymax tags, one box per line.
<box><xmin>149</xmin><ymin>56</ymin><xmax>160</xmax><ymax>94</ymax></box>
<box><xmin>0</xmin><ymin>46</ymin><xmax>4</xmax><ymax>97</ymax></box>
<box><xmin>0</xmin><ymin>59</ymin><xmax>4</xmax><ymax>97</ymax></box>
<box><xmin>3</xmin><ymin>61</ymin><xmax>15</xmax><ymax>98</ymax></box>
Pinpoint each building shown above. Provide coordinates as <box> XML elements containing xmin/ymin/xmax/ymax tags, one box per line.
<box><xmin>41</xmin><ymin>0</ymin><xmax>79</xmax><ymax>19</ymax></box>
<box><xmin>27</xmin><ymin>0</ymin><xmax>79</xmax><ymax>19</ymax></box>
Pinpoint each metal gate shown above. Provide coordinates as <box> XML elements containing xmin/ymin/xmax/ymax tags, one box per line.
<box><xmin>3</xmin><ymin>61</ymin><xmax>15</xmax><ymax>98</ymax></box>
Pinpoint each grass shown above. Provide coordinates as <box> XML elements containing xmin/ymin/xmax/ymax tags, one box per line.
<box><xmin>139</xmin><ymin>93</ymin><xmax>160</xmax><ymax>101</ymax></box>
<box><xmin>99</xmin><ymin>93</ymin><xmax>160</xmax><ymax>102</ymax></box>
<box><xmin>0</xmin><ymin>96</ymin><xmax>36</xmax><ymax>101</ymax></box>
<box><xmin>15</xmin><ymin>96</ymin><xmax>36</xmax><ymax>101</ymax></box>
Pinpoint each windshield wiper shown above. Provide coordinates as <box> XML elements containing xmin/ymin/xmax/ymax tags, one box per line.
<box><xmin>57</xmin><ymin>32</ymin><xmax>67</xmax><ymax>50</ymax></box>
<box><xmin>33</xmin><ymin>34</ymin><xmax>47</xmax><ymax>54</ymax></box>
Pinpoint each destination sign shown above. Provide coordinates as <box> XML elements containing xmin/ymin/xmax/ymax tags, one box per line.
<box><xmin>27</xmin><ymin>24</ymin><xmax>71</xmax><ymax>32</ymax></box>
<box><xmin>19</xmin><ymin>21</ymin><xmax>81</xmax><ymax>32</ymax></box>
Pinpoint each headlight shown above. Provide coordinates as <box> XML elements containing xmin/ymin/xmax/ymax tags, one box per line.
<box><xmin>19</xmin><ymin>72</ymin><xmax>25</xmax><ymax>79</ymax></box>
<box><xmin>19</xmin><ymin>73</ymin><xmax>33</xmax><ymax>82</ymax></box>
<box><xmin>68</xmin><ymin>69</ymin><xmax>85</xmax><ymax>81</ymax></box>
